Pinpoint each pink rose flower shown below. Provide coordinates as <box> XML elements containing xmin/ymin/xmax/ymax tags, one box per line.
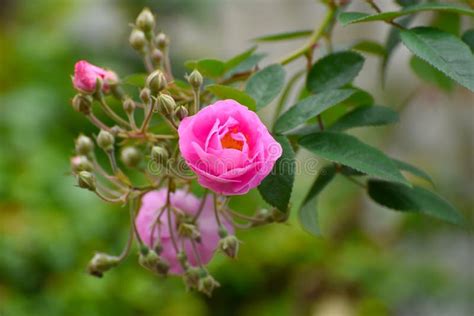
<box><xmin>73</xmin><ymin>60</ymin><xmax>118</xmax><ymax>93</ymax></box>
<box><xmin>135</xmin><ymin>189</ymin><xmax>234</xmax><ymax>275</ymax></box>
<box><xmin>178</xmin><ymin>100</ymin><xmax>282</xmax><ymax>195</ymax></box>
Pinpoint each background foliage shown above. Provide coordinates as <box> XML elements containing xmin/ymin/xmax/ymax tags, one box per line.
<box><xmin>0</xmin><ymin>0</ymin><xmax>472</xmax><ymax>315</ymax></box>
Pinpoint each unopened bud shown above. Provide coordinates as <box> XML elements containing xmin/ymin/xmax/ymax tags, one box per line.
<box><xmin>155</xmin><ymin>33</ymin><xmax>169</xmax><ymax>49</ymax></box>
<box><xmin>151</xmin><ymin>49</ymin><xmax>163</xmax><ymax>64</ymax></box>
<box><xmin>72</xmin><ymin>94</ymin><xmax>92</xmax><ymax>114</ymax></box>
<box><xmin>120</xmin><ymin>146</ymin><xmax>142</xmax><ymax>168</ymax></box>
<box><xmin>183</xmin><ymin>266</ymin><xmax>201</xmax><ymax>290</ymax></box>
<box><xmin>146</xmin><ymin>70</ymin><xmax>167</xmax><ymax>94</ymax></box>
<box><xmin>123</xmin><ymin>98</ymin><xmax>136</xmax><ymax>114</ymax></box>
<box><xmin>139</xmin><ymin>249</ymin><xmax>169</xmax><ymax>276</ymax></box>
<box><xmin>135</xmin><ymin>8</ymin><xmax>155</xmax><ymax>33</ymax></box>
<box><xmin>75</xmin><ymin>135</ymin><xmax>94</xmax><ymax>155</ymax></box>
<box><xmin>129</xmin><ymin>28</ymin><xmax>146</xmax><ymax>52</ymax></box>
<box><xmin>97</xmin><ymin>130</ymin><xmax>115</xmax><ymax>152</ymax></box>
<box><xmin>87</xmin><ymin>252</ymin><xmax>119</xmax><ymax>278</ymax></box>
<box><xmin>140</xmin><ymin>88</ymin><xmax>151</xmax><ymax>104</ymax></box>
<box><xmin>77</xmin><ymin>171</ymin><xmax>96</xmax><ymax>191</ymax></box>
<box><xmin>187</xmin><ymin>69</ymin><xmax>203</xmax><ymax>89</ymax></box>
<box><xmin>178</xmin><ymin>223</ymin><xmax>201</xmax><ymax>241</ymax></box>
<box><xmin>156</xmin><ymin>93</ymin><xmax>175</xmax><ymax>116</ymax></box>
<box><xmin>198</xmin><ymin>273</ymin><xmax>220</xmax><ymax>297</ymax></box>
<box><xmin>271</xmin><ymin>208</ymin><xmax>289</xmax><ymax>223</ymax></box>
<box><xmin>174</xmin><ymin>105</ymin><xmax>188</xmax><ymax>121</ymax></box>
<box><xmin>151</xmin><ymin>146</ymin><xmax>168</xmax><ymax>165</ymax></box>
<box><xmin>110</xmin><ymin>126</ymin><xmax>123</xmax><ymax>137</ymax></box>
<box><xmin>218</xmin><ymin>235</ymin><xmax>239</xmax><ymax>259</ymax></box>
<box><xmin>71</xmin><ymin>156</ymin><xmax>94</xmax><ymax>173</ymax></box>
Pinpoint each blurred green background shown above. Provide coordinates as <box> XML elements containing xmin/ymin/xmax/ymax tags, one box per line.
<box><xmin>0</xmin><ymin>1</ymin><xmax>472</xmax><ymax>315</ymax></box>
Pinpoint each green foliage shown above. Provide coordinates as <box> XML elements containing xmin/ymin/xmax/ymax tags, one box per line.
<box><xmin>206</xmin><ymin>84</ymin><xmax>256</xmax><ymax>110</ymax></box>
<box><xmin>409</xmin><ymin>56</ymin><xmax>454</xmax><ymax>92</ymax></box>
<box><xmin>122</xmin><ymin>73</ymin><xmax>147</xmax><ymax>87</ymax></box>
<box><xmin>306</xmin><ymin>51</ymin><xmax>365</xmax><ymax>93</ymax></box>
<box><xmin>298</xmin><ymin>165</ymin><xmax>336</xmax><ymax>236</ymax></box>
<box><xmin>245</xmin><ymin>64</ymin><xmax>285</xmax><ymax>110</ymax></box>
<box><xmin>392</xmin><ymin>159</ymin><xmax>434</xmax><ymax>186</ymax></box>
<box><xmin>299</xmin><ymin>132</ymin><xmax>409</xmax><ymax>186</ymax></box>
<box><xmin>400</xmin><ymin>27</ymin><xmax>474</xmax><ymax>92</ymax></box>
<box><xmin>352</xmin><ymin>40</ymin><xmax>386</xmax><ymax>57</ymax></box>
<box><xmin>184</xmin><ymin>58</ymin><xmax>225</xmax><ymax>78</ymax></box>
<box><xmin>368</xmin><ymin>180</ymin><xmax>464</xmax><ymax>225</ymax></box>
<box><xmin>328</xmin><ymin>106</ymin><xmax>399</xmax><ymax>132</ymax></box>
<box><xmin>461</xmin><ymin>28</ymin><xmax>474</xmax><ymax>52</ymax></box>
<box><xmin>224</xmin><ymin>46</ymin><xmax>257</xmax><ymax>71</ymax></box>
<box><xmin>258</xmin><ymin>135</ymin><xmax>295</xmax><ymax>213</ymax></box>
<box><xmin>274</xmin><ymin>89</ymin><xmax>355</xmax><ymax>134</ymax></box>
<box><xmin>253</xmin><ymin>30</ymin><xmax>312</xmax><ymax>42</ymax></box>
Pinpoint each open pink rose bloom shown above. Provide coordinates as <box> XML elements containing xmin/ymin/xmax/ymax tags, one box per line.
<box><xmin>73</xmin><ymin>60</ymin><xmax>118</xmax><ymax>93</ymax></box>
<box><xmin>135</xmin><ymin>189</ymin><xmax>234</xmax><ymax>275</ymax></box>
<box><xmin>178</xmin><ymin>100</ymin><xmax>282</xmax><ymax>195</ymax></box>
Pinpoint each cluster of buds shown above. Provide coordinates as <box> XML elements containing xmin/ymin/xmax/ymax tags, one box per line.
<box><xmin>70</xmin><ymin>7</ymin><xmax>279</xmax><ymax>297</ymax></box>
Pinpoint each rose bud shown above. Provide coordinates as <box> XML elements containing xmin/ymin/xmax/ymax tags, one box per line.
<box><xmin>218</xmin><ymin>235</ymin><xmax>239</xmax><ymax>259</ymax></box>
<box><xmin>198</xmin><ymin>273</ymin><xmax>220</xmax><ymax>297</ymax></box>
<box><xmin>96</xmin><ymin>130</ymin><xmax>115</xmax><ymax>152</ymax></box>
<box><xmin>150</xmin><ymin>146</ymin><xmax>169</xmax><ymax>166</ymax></box>
<box><xmin>73</xmin><ymin>60</ymin><xmax>118</xmax><ymax>94</ymax></box>
<box><xmin>146</xmin><ymin>70</ymin><xmax>167</xmax><ymax>95</ymax></box>
<box><xmin>135</xmin><ymin>8</ymin><xmax>155</xmax><ymax>33</ymax></box>
<box><xmin>129</xmin><ymin>28</ymin><xmax>146</xmax><ymax>52</ymax></box>
<box><xmin>182</xmin><ymin>266</ymin><xmax>201</xmax><ymax>290</ymax></box>
<box><xmin>140</xmin><ymin>88</ymin><xmax>151</xmax><ymax>104</ymax></box>
<box><xmin>156</xmin><ymin>93</ymin><xmax>175</xmax><ymax>116</ymax></box>
<box><xmin>123</xmin><ymin>98</ymin><xmax>136</xmax><ymax>115</ymax></box>
<box><xmin>187</xmin><ymin>69</ymin><xmax>203</xmax><ymax>89</ymax></box>
<box><xmin>151</xmin><ymin>49</ymin><xmax>163</xmax><ymax>64</ymax></box>
<box><xmin>71</xmin><ymin>94</ymin><xmax>92</xmax><ymax>115</ymax></box>
<box><xmin>135</xmin><ymin>189</ymin><xmax>234</xmax><ymax>275</ymax></box>
<box><xmin>75</xmin><ymin>135</ymin><xmax>94</xmax><ymax>156</ymax></box>
<box><xmin>174</xmin><ymin>105</ymin><xmax>188</xmax><ymax>121</ymax></box>
<box><xmin>138</xmin><ymin>248</ymin><xmax>170</xmax><ymax>276</ymax></box>
<box><xmin>120</xmin><ymin>146</ymin><xmax>142</xmax><ymax>168</ymax></box>
<box><xmin>155</xmin><ymin>32</ymin><xmax>169</xmax><ymax>50</ymax></box>
<box><xmin>178</xmin><ymin>100</ymin><xmax>282</xmax><ymax>195</ymax></box>
<box><xmin>70</xmin><ymin>156</ymin><xmax>94</xmax><ymax>173</ymax></box>
<box><xmin>87</xmin><ymin>252</ymin><xmax>119</xmax><ymax>278</ymax></box>
<box><xmin>77</xmin><ymin>171</ymin><xmax>96</xmax><ymax>191</ymax></box>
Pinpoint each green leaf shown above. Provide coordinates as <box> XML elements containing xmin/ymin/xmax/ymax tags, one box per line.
<box><xmin>225</xmin><ymin>46</ymin><xmax>257</xmax><ymax>71</ymax></box>
<box><xmin>432</xmin><ymin>12</ymin><xmax>460</xmax><ymax>36</ymax></box>
<box><xmin>226</xmin><ymin>53</ymin><xmax>266</xmax><ymax>77</ymax></box>
<box><xmin>339</xmin><ymin>88</ymin><xmax>374</xmax><ymax>107</ymax></box>
<box><xmin>253</xmin><ymin>30</ymin><xmax>313</xmax><ymax>42</ymax></box>
<box><xmin>352</xmin><ymin>40</ymin><xmax>386</xmax><ymax>56</ymax></box>
<box><xmin>299</xmin><ymin>132</ymin><xmax>409</xmax><ymax>186</ymax></box>
<box><xmin>339</xmin><ymin>3</ymin><xmax>474</xmax><ymax>26</ymax></box>
<box><xmin>409</xmin><ymin>55</ymin><xmax>454</xmax><ymax>92</ymax></box>
<box><xmin>368</xmin><ymin>180</ymin><xmax>463</xmax><ymax>225</ymax></box>
<box><xmin>184</xmin><ymin>59</ymin><xmax>225</xmax><ymax>78</ymax></box>
<box><xmin>461</xmin><ymin>29</ymin><xmax>474</xmax><ymax>53</ymax></box>
<box><xmin>258</xmin><ymin>135</ymin><xmax>295</xmax><ymax>213</ymax></box>
<box><xmin>298</xmin><ymin>165</ymin><xmax>336</xmax><ymax>236</ymax></box>
<box><xmin>206</xmin><ymin>84</ymin><xmax>256</xmax><ymax>111</ymax></box>
<box><xmin>245</xmin><ymin>64</ymin><xmax>285</xmax><ymax>111</ymax></box>
<box><xmin>307</xmin><ymin>51</ymin><xmax>364</xmax><ymax>94</ymax></box>
<box><xmin>329</xmin><ymin>106</ymin><xmax>399</xmax><ymax>131</ymax></box>
<box><xmin>274</xmin><ymin>89</ymin><xmax>355</xmax><ymax>134</ymax></box>
<box><xmin>122</xmin><ymin>73</ymin><xmax>147</xmax><ymax>87</ymax></box>
<box><xmin>400</xmin><ymin>27</ymin><xmax>474</xmax><ymax>92</ymax></box>
<box><xmin>393</xmin><ymin>159</ymin><xmax>434</xmax><ymax>186</ymax></box>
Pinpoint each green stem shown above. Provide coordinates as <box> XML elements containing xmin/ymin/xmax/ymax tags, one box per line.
<box><xmin>98</xmin><ymin>96</ymin><xmax>131</xmax><ymax>128</ymax></box>
<box><xmin>193</xmin><ymin>189</ymin><xmax>209</xmax><ymax>223</ymax></box>
<box><xmin>118</xmin><ymin>199</ymin><xmax>137</xmax><ymax>262</ymax></box>
<box><xmin>212</xmin><ymin>193</ymin><xmax>222</xmax><ymax>227</ymax></box>
<box><xmin>272</xmin><ymin>70</ymin><xmax>305</xmax><ymax>127</ymax></box>
<box><xmin>140</xmin><ymin>99</ymin><xmax>155</xmax><ymax>133</ymax></box>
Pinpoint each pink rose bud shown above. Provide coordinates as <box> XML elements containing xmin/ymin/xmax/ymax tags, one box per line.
<box><xmin>178</xmin><ymin>100</ymin><xmax>283</xmax><ymax>195</ymax></box>
<box><xmin>135</xmin><ymin>189</ymin><xmax>234</xmax><ymax>275</ymax></box>
<box><xmin>73</xmin><ymin>60</ymin><xmax>118</xmax><ymax>93</ymax></box>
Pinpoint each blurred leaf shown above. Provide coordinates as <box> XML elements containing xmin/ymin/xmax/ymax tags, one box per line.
<box><xmin>258</xmin><ymin>135</ymin><xmax>295</xmax><ymax>213</ymax></box>
<box><xmin>338</xmin><ymin>3</ymin><xmax>474</xmax><ymax>26</ymax></box>
<box><xmin>245</xmin><ymin>64</ymin><xmax>285</xmax><ymax>111</ymax></box>
<box><xmin>409</xmin><ymin>55</ymin><xmax>454</xmax><ymax>92</ymax></box>
<box><xmin>340</xmin><ymin>87</ymin><xmax>374</xmax><ymax>107</ymax></box>
<box><xmin>299</xmin><ymin>132</ymin><xmax>409</xmax><ymax>186</ymax></box>
<box><xmin>328</xmin><ymin>106</ymin><xmax>399</xmax><ymax>131</ymax></box>
<box><xmin>461</xmin><ymin>28</ymin><xmax>474</xmax><ymax>53</ymax></box>
<box><xmin>206</xmin><ymin>84</ymin><xmax>256</xmax><ymax>110</ymax></box>
<box><xmin>226</xmin><ymin>53</ymin><xmax>266</xmax><ymax>77</ymax></box>
<box><xmin>393</xmin><ymin>159</ymin><xmax>434</xmax><ymax>186</ymax></box>
<box><xmin>400</xmin><ymin>27</ymin><xmax>474</xmax><ymax>92</ymax></box>
<box><xmin>396</xmin><ymin>0</ymin><xmax>420</xmax><ymax>7</ymax></box>
<box><xmin>352</xmin><ymin>40</ymin><xmax>386</xmax><ymax>56</ymax></box>
<box><xmin>432</xmin><ymin>12</ymin><xmax>460</xmax><ymax>36</ymax></box>
<box><xmin>122</xmin><ymin>73</ymin><xmax>147</xmax><ymax>87</ymax></box>
<box><xmin>184</xmin><ymin>59</ymin><xmax>225</xmax><ymax>78</ymax></box>
<box><xmin>307</xmin><ymin>51</ymin><xmax>364</xmax><ymax>93</ymax></box>
<box><xmin>368</xmin><ymin>180</ymin><xmax>463</xmax><ymax>225</ymax></box>
<box><xmin>253</xmin><ymin>30</ymin><xmax>312</xmax><ymax>42</ymax></box>
<box><xmin>274</xmin><ymin>89</ymin><xmax>355</xmax><ymax>134</ymax></box>
<box><xmin>298</xmin><ymin>164</ymin><xmax>336</xmax><ymax>236</ymax></box>
<box><xmin>225</xmin><ymin>46</ymin><xmax>257</xmax><ymax>71</ymax></box>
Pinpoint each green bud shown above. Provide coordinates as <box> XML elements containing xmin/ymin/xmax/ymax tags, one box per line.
<box><xmin>139</xmin><ymin>249</ymin><xmax>169</xmax><ymax>276</ymax></box>
<box><xmin>156</xmin><ymin>93</ymin><xmax>176</xmax><ymax>116</ymax></box>
<box><xmin>75</xmin><ymin>135</ymin><xmax>94</xmax><ymax>155</ymax></box>
<box><xmin>87</xmin><ymin>252</ymin><xmax>119</xmax><ymax>278</ymax></box>
<box><xmin>198</xmin><ymin>273</ymin><xmax>220</xmax><ymax>297</ymax></box>
<box><xmin>182</xmin><ymin>266</ymin><xmax>201</xmax><ymax>290</ymax></box>
<box><xmin>140</xmin><ymin>88</ymin><xmax>151</xmax><ymax>104</ymax></box>
<box><xmin>155</xmin><ymin>33</ymin><xmax>169</xmax><ymax>49</ymax></box>
<box><xmin>71</xmin><ymin>155</ymin><xmax>94</xmax><ymax>173</ymax></box>
<box><xmin>123</xmin><ymin>98</ymin><xmax>136</xmax><ymax>114</ymax></box>
<box><xmin>151</xmin><ymin>49</ymin><xmax>163</xmax><ymax>64</ymax></box>
<box><xmin>151</xmin><ymin>146</ymin><xmax>169</xmax><ymax>165</ymax></box>
<box><xmin>271</xmin><ymin>208</ymin><xmax>289</xmax><ymax>223</ymax></box>
<box><xmin>97</xmin><ymin>130</ymin><xmax>115</xmax><ymax>152</ymax></box>
<box><xmin>135</xmin><ymin>8</ymin><xmax>155</xmax><ymax>33</ymax></box>
<box><xmin>146</xmin><ymin>70</ymin><xmax>167</xmax><ymax>94</ymax></box>
<box><xmin>187</xmin><ymin>69</ymin><xmax>203</xmax><ymax>89</ymax></box>
<box><xmin>174</xmin><ymin>105</ymin><xmax>188</xmax><ymax>121</ymax></box>
<box><xmin>77</xmin><ymin>171</ymin><xmax>96</xmax><ymax>191</ymax></box>
<box><xmin>120</xmin><ymin>146</ymin><xmax>142</xmax><ymax>168</ymax></box>
<box><xmin>218</xmin><ymin>235</ymin><xmax>239</xmax><ymax>259</ymax></box>
<box><xmin>129</xmin><ymin>28</ymin><xmax>146</xmax><ymax>52</ymax></box>
<box><xmin>178</xmin><ymin>223</ymin><xmax>201</xmax><ymax>241</ymax></box>
<box><xmin>72</xmin><ymin>94</ymin><xmax>92</xmax><ymax>114</ymax></box>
